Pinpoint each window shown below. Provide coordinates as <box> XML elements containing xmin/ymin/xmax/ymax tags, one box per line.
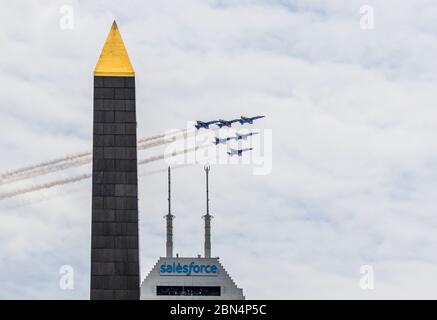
<box><xmin>157</xmin><ymin>286</ymin><xmax>221</xmax><ymax>296</ymax></box>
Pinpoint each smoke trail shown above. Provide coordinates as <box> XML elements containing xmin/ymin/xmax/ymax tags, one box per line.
<box><xmin>139</xmin><ymin>163</ymin><xmax>193</xmax><ymax>177</ymax></box>
<box><xmin>0</xmin><ymin>137</ymin><xmax>171</xmax><ymax>185</ymax></box>
<box><xmin>2</xmin><ymin>187</ymin><xmax>81</xmax><ymax>209</ymax></box>
<box><xmin>137</xmin><ymin>127</ymin><xmax>209</xmax><ymax>150</ymax></box>
<box><xmin>138</xmin><ymin>127</ymin><xmax>213</xmax><ymax>146</ymax></box>
<box><xmin>138</xmin><ymin>144</ymin><xmax>209</xmax><ymax>165</ymax></box>
<box><xmin>137</xmin><ymin>128</ymin><xmax>217</xmax><ymax>151</ymax></box>
<box><xmin>137</xmin><ymin>128</ymin><xmax>191</xmax><ymax>144</ymax></box>
<box><xmin>137</xmin><ymin>133</ymin><xmax>166</xmax><ymax>144</ymax></box>
<box><xmin>137</xmin><ymin>134</ymin><xmax>165</xmax><ymax>144</ymax></box>
<box><xmin>0</xmin><ymin>129</ymin><xmax>196</xmax><ymax>183</ymax></box>
<box><xmin>0</xmin><ymin>151</ymin><xmax>90</xmax><ymax>180</ymax></box>
<box><xmin>0</xmin><ymin>138</ymin><xmax>168</xmax><ymax>185</ymax></box>
<box><xmin>0</xmin><ymin>129</ymin><xmax>213</xmax><ymax>185</ymax></box>
<box><xmin>0</xmin><ymin>139</ymin><xmax>163</xmax><ymax>186</ymax></box>
<box><xmin>0</xmin><ymin>139</ymin><xmax>176</xmax><ymax>185</ymax></box>
<box><xmin>137</xmin><ymin>135</ymin><xmax>183</xmax><ymax>150</ymax></box>
<box><xmin>4</xmin><ymin>165</ymin><xmax>193</xmax><ymax>209</ymax></box>
<box><xmin>0</xmin><ymin>131</ymin><xmax>177</xmax><ymax>180</ymax></box>
<box><xmin>137</xmin><ymin>138</ymin><xmax>170</xmax><ymax>150</ymax></box>
<box><xmin>0</xmin><ymin>126</ymin><xmax>205</xmax><ymax>184</ymax></box>
<box><xmin>0</xmin><ymin>173</ymin><xmax>92</xmax><ymax>200</ymax></box>
<box><xmin>0</xmin><ymin>144</ymin><xmax>210</xmax><ymax>200</ymax></box>
<box><xmin>0</xmin><ymin>157</ymin><xmax>92</xmax><ymax>185</ymax></box>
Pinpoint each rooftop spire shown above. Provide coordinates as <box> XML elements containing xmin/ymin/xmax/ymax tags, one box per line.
<box><xmin>203</xmin><ymin>165</ymin><xmax>213</xmax><ymax>258</ymax></box>
<box><xmin>94</xmin><ymin>21</ymin><xmax>135</xmax><ymax>77</ymax></box>
<box><xmin>165</xmin><ymin>167</ymin><xmax>175</xmax><ymax>258</ymax></box>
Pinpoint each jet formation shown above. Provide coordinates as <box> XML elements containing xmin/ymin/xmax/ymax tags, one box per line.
<box><xmin>195</xmin><ymin>115</ymin><xmax>265</xmax><ymax>130</ymax></box>
<box><xmin>213</xmin><ymin>132</ymin><xmax>259</xmax><ymax>145</ymax></box>
<box><xmin>194</xmin><ymin>115</ymin><xmax>265</xmax><ymax>157</ymax></box>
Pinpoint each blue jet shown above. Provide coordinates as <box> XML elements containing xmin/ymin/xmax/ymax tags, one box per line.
<box><xmin>239</xmin><ymin>115</ymin><xmax>265</xmax><ymax>125</ymax></box>
<box><xmin>235</xmin><ymin>131</ymin><xmax>259</xmax><ymax>140</ymax></box>
<box><xmin>227</xmin><ymin>147</ymin><xmax>253</xmax><ymax>156</ymax></box>
<box><xmin>194</xmin><ymin>120</ymin><xmax>219</xmax><ymax>130</ymax></box>
<box><xmin>213</xmin><ymin>137</ymin><xmax>232</xmax><ymax>145</ymax></box>
<box><xmin>217</xmin><ymin>118</ymin><xmax>240</xmax><ymax>128</ymax></box>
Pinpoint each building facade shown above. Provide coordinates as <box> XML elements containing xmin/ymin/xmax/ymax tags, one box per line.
<box><xmin>90</xmin><ymin>21</ymin><xmax>140</xmax><ymax>300</ymax></box>
<box><xmin>141</xmin><ymin>257</ymin><xmax>245</xmax><ymax>300</ymax></box>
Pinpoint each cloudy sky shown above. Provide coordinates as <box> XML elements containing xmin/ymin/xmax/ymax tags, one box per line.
<box><xmin>1</xmin><ymin>0</ymin><xmax>437</xmax><ymax>299</ymax></box>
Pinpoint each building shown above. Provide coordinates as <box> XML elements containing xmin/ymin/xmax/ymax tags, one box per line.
<box><xmin>141</xmin><ymin>257</ymin><xmax>244</xmax><ymax>300</ymax></box>
<box><xmin>90</xmin><ymin>21</ymin><xmax>140</xmax><ymax>300</ymax></box>
<box><xmin>140</xmin><ymin>167</ymin><xmax>245</xmax><ymax>300</ymax></box>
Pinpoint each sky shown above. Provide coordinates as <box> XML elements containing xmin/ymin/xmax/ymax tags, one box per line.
<box><xmin>1</xmin><ymin>0</ymin><xmax>437</xmax><ymax>299</ymax></box>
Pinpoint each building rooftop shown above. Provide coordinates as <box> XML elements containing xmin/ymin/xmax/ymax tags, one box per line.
<box><xmin>94</xmin><ymin>21</ymin><xmax>135</xmax><ymax>77</ymax></box>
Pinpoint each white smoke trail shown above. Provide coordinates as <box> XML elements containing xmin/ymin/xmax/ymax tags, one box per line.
<box><xmin>0</xmin><ymin>137</ymin><xmax>170</xmax><ymax>185</ymax></box>
<box><xmin>137</xmin><ymin>128</ymin><xmax>193</xmax><ymax>144</ymax></box>
<box><xmin>0</xmin><ymin>138</ymin><xmax>169</xmax><ymax>185</ymax></box>
<box><xmin>139</xmin><ymin>163</ymin><xmax>193</xmax><ymax>177</ymax></box>
<box><xmin>0</xmin><ymin>128</ymin><xmax>213</xmax><ymax>185</ymax></box>
<box><xmin>2</xmin><ymin>186</ymin><xmax>81</xmax><ymax>209</ymax></box>
<box><xmin>0</xmin><ymin>151</ymin><xmax>90</xmax><ymax>180</ymax></box>
<box><xmin>137</xmin><ymin>128</ymin><xmax>209</xmax><ymax>150</ymax></box>
<box><xmin>3</xmin><ymin>164</ymin><xmax>193</xmax><ymax>209</ymax></box>
<box><xmin>0</xmin><ymin>174</ymin><xmax>92</xmax><ymax>200</ymax></box>
<box><xmin>136</xmin><ymin>128</ymin><xmax>196</xmax><ymax>144</ymax></box>
<box><xmin>0</xmin><ymin>144</ymin><xmax>210</xmax><ymax>200</ymax></box>
<box><xmin>0</xmin><ymin>129</ymin><xmax>200</xmax><ymax>185</ymax></box>
<box><xmin>137</xmin><ymin>138</ymin><xmax>170</xmax><ymax>150</ymax></box>
<box><xmin>137</xmin><ymin>133</ymin><xmax>166</xmax><ymax>144</ymax></box>
<box><xmin>0</xmin><ymin>156</ymin><xmax>92</xmax><ymax>185</ymax></box>
<box><xmin>138</xmin><ymin>144</ymin><xmax>209</xmax><ymax>165</ymax></box>
<box><xmin>0</xmin><ymin>130</ymin><xmax>187</xmax><ymax>181</ymax></box>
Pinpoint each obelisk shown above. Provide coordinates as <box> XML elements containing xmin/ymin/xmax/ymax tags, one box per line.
<box><xmin>90</xmin><ymin>21</ymin><xmax>139</xmax><ymax>300</ymax></box>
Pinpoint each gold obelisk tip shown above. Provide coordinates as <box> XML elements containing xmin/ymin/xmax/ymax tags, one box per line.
<box><xmin>94</xmin><ymin>21</ymin><xmax>135</xmax><ymax>77</ymax></box>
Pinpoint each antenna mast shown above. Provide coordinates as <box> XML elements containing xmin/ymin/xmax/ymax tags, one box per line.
<box><xmin>203</xmin><ymin>165</ymin><xmax>213</xmax><ymax>258</ymax></box>
<box><xmin>165</xmin><ymin>166</ymin><xmax>175</xmax><ymax>258</ymax></box>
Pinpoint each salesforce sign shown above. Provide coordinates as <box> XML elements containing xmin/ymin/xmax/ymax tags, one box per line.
<box><xmin>160</xmin><ymin>262</ymin><xmax>218</xmax><ymax>276</ymax></box>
